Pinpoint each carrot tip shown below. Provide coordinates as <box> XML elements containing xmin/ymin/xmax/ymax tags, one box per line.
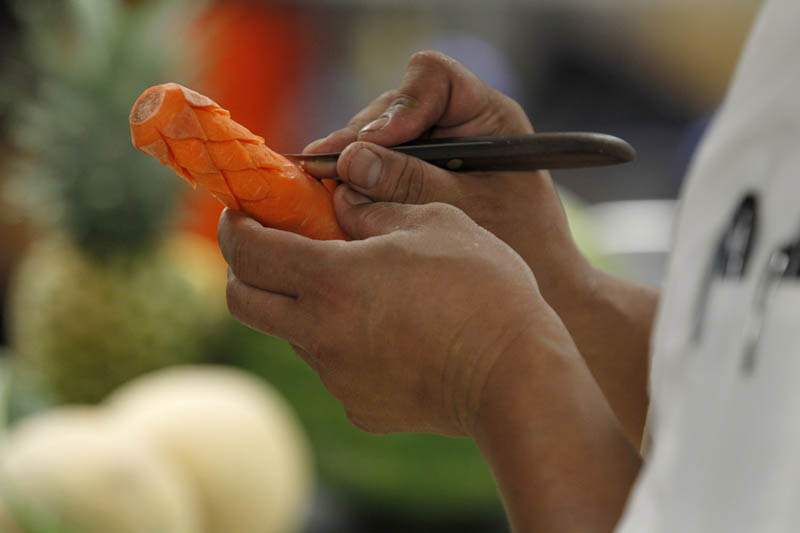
<box><xmin>179</xmin><ymin>85</ymin><xmax>217</xmax><ymax>108</ymax></box>
<box><xmin>130</xmin><ymin>88</ymin><xmax>165</xmax><ymax>125</ymax></box>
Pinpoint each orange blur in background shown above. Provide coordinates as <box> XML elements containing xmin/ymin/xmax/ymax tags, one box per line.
<box><xmin>182</xmin><ymin>1</ymin><xmax>315</xmax><ymax>243</ymax></box>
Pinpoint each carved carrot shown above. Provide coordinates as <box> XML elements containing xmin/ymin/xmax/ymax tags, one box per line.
<box><xmin>130</xmin><ymin>83</ymin><xmax>346</xmax><ymax>240</ymax></box>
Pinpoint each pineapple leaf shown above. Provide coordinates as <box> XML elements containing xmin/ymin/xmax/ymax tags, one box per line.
<box><xmin>5</xmin><ymin>0</ymin><xmax>206</xmax><ymax>259</ymax></box>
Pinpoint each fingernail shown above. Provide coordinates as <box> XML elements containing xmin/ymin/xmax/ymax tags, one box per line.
<box><xmin>347</xmin><ymin>147</ymin><xmax>382</xmax><ymax>189</ymax></box>
<box><xmin>341</xmin><ymin>187</ymin><xmax>372</xmax><ymax>206</ymax></box>
<box><xmin>359</xmin><ymin>115</ymin><xmax>389</xmax><ymax>135</ymax></box>
<box><xmin>303</xmin><ymin>137</ymin><xmax>327</xmax><ymax>153</ymax></box>
<box><xmin>302</xmin><ymin>160</ymin><xmax>337</xmax><ymax>177</ymax></box>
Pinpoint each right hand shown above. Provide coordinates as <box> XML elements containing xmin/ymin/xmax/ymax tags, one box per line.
<box><xmin>303</xmin><ymin>50</ymin><xmax>596</xmax><ymax>307</ymax></box>
<box><xmin>305</xmin><ymin>52</ymin><xmax>658</xmax><ymax>449</ymax></box>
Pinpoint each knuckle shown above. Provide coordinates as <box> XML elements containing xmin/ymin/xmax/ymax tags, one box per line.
<box><xmin>217</xmin><ymin>213</ymin><xmax>239</xmax><ymax>264</ymax></box>
<box><xmin>303</xmin><ymin>331</ymin><xmax>343</xmax><ymax>371</ymax></box>
<box><xmin>304</xmin><ymin>335</ymin><xmax>326</xmax><ymax>362</ymax></box>
<box><xmin>225</xmin><ymin>278</ymin><xmax>250</xmax><ymax>323</ymax></box>
<box><xmin>358</xmin><ymin>203</ymin><xmax>397</xmax><ymax>235</ymax></box>
<box><xmin>405</xmin><ymin>158</ymin><xmax>428</xmax><ymax>204</ymax></box>
<box><xmin>345</xmin><ymin>411</ymin><xmax>369</xmax><ymax>431</ymax></box>
<box><xmin>290</xmin><ymin>344</ymin><xmax>320</xmax><ymax>370</ymax></box>
<box><xmin>230</xmin><ymin>235</ymin><xmax>253</xmax><ymax>279</ymax></box>
<box><xmin>387</xmin><ymin>157</ymin><xmax>427</xmax><ymax>204</ymax></box>
<box><xmin>327</xmin><ymin>126</ymin><xmax>360</xmax><ymax>146</ymax></box>
<box><xmin>388</xmin><ymin>92</ymin><xmax>419</xmax><ymax>111</ymax></box>
<box><xmin>229</xmin><ymin>230</ymin><xmax>244</xmax><ymax>263</ymax></box>
<box><xmin>409</xmin><ymin>50</ymin><xmax>453</xmax><ymax>69</ymax></box>
<box><xmin>219</xmin><ymin>219</ymin><xmax>251</xmax><ymax>275</ymax></box>
<box><xmin>226</xmin><ymin>278</ymin><xmax>276</xmax><ymax>335</ymax></box>
<box><xmin>353</xmin><ymin>91</ymin><xmax>400</xmax><ymax>121</ymax></box>
<box><xmin>337</xmin><ymin>124</ymin><xmax>362</xmax><ymax>141</ymax></box>
<box><xmin>422</xmin><ymin>201</ymin><xmax>462</xmax><ymax>222</ymax></box>
<box><xmin>490</xmin><ymin>88</ymin><xmax>515</xmax><ymax>108</ymax></box>
<box><xmin>346</xmin><ymin>140</ymin><xmax>373</xmax><ymax>156</ymax></box>
<box><xmin>378</xmin><ymin>89</ymin><xmax>399</xmax><ymax>103</ymax></box>
<box><xmin>504</xmin><ymin>94</ymin><xmax>526</xmax><ymax>117</ymax></box>
<box><xmin>319</xmin><ymin>371</ymin><xmax>348</xmax><ymax>401</ymax></box>
<box><xmin>490</xmin><ymin>89</ymin><xmax>533</xmax><ymax>133</ymax></box>
<box><xmin>225</xmin><ymin>279</ymin><xmax>240</xmax><ymax>317</ymax></box>
<box><xmin>413</xmin><ymin>202</ymin><xmax>472</xmax><ymax>232</ymax></box>
<box><xmin>346</xmin><ymin>412</ymin><xmax>385</xmax><ymax>435</ymax></box>
<box><xmin>376</xmin><ymin>238</ymin><xmax>410</xmax><ymax>262</ymax></box>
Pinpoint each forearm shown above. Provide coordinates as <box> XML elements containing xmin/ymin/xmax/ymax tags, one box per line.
<box><xmin>475</xmin><ymin>325</ymin><xmax>641</xmax><ymax>533</ymax></box>
<box><xmin>544</xmin><ymin>264</ymin><xmax>658</xmax><ymax>448</ymax></box>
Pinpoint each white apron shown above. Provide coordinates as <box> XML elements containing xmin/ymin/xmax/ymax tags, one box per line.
<box><xmin>617</xmin><ymin>0</ymin><xmax>800</xmax><ymax>531</ymax></box>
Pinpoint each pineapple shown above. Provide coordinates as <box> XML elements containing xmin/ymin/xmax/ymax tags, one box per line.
<box><xmin>10</xmin><ymin>239</ymin><xmax>216</xmax><ymax>404</ymax></box>
<box><xmin>4</xmin><ymin>0</ymin><xmax>218</xmax><ymax>405</ymax></box>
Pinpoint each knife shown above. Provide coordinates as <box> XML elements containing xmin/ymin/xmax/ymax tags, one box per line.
<box><xmin>283</xmin><ymin>132</ymin><xmax>635</xmax><ymax>173</ymax></box>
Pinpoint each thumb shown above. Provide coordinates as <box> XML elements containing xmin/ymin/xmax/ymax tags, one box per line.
<box><xmin>333</xmin><ymin>186</ymin><xmax>416</xmax><ymax>239</ymax></box>
<box><xmin>336</xmin><ymin>141</ymin><xmax>464</xmax><ymax>205</ymax></box>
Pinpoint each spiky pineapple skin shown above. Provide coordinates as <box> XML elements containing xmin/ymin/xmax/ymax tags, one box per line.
<box><xmin>9</xmin><ymin>238</ymin><xmax>217</xmax><ymax>404</ymax></box>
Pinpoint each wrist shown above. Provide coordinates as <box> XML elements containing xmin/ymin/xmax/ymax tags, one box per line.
<box><xmin>471</xmin><ymin>305</ymin><xmax>583</xmax><ymax>439</ymax></box>
<box><xmin>527</xmin><ymin>258</ymin><xmax>657</xmax><ymax>449</ymax></box>
<box><xmin>536</xmin><ymin>248</ymin><xmax>601</xmax><ymax>316</ymax></box>
<box><xmin>470</xmin><ymin>310</ymin><xmax>641</xmax><ymax>533</ymax></box>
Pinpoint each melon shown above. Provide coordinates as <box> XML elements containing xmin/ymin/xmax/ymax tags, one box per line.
<box><xmin>0</xmin><ymin>407</ymin><xmax>200</xmax><ymax>533</ymax></box>
<box><xmin>108</xmin><ymin>366</ymin><xmax>313</xmax><ymax>533</ymax></box>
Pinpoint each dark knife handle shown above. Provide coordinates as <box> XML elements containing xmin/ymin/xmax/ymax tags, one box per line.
<box><xmin>390</xmin><ymin>132</ymin><xmax>635</xmax><ymax>172</ymax></box>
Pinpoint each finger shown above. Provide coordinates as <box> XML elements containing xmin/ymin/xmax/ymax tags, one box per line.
<box><xmin>336</xmin><ymin>141</ymin><xmax>465</xmax><ymax>205</ymax></box>
<box><xmin>303</xmin><ymin>90</ymin><xmax>399</xmax><ymax>155</ymax></box>
<box><xmin>301</xmin><ymin>91</ymin><xmax>400</xmax><ymax>179</ymax></box>
<box><xmin>332</xmin><ymin>186</ymin><xmax>416</xmax><ymax>239</ymax></box>
<box><xmin>303</xmin><ymin>52</ymin><xmax>531</xmax><ymax>180</ymax></box>
<box><xmin>300</xmin><ymin>159</ymin><xmax>338</xmax><ymax>180</ymax></box>
<box><xmin>357</xmin><ymin>50</ymin><xmax>496</xmax><ymax>146</ymax></box>
<box><xmin>217</xmin><ymin>209</ymin><xmax>330</xmax><ymax>295</ymax></box>
<box><xmin>226</xmin><ymin>272</ymin><xmax>313</xmax><ymax>346</ymax></box>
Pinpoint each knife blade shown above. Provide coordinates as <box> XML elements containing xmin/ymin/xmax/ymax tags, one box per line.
<box><xmin>284</xmin><ymin>132</ymin><xmax>635</xmax><ymax>173</ymax></box>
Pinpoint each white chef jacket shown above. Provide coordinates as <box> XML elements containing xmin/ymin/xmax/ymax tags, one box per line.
<box><xmin>617</xmin><ymin>0</ymin><xmax>800</xmax><ymax>531</ymax></box>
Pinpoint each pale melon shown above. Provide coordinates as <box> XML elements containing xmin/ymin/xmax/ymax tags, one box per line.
<box><xmin>108</xmin><ymin>366</ymin><xmax>313</xmax><ymax>533</ymax></box>
<box><xmin>0</xmin><ymin>407</ymin><xmax>200</xmax><ymax>533</ymax></box>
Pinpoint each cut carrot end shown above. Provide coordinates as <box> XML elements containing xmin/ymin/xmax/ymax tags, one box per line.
<box><xmin>130</xmin><ymin>87</ymin><xmax>165</xmax><ymax>124</ymax></box>
<box><xmin>130</xmin><ymin>82</ymin><xmax>348</xmax><ymax>241</ymax></box>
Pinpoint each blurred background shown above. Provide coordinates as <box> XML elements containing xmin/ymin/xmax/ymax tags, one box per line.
<box><xmin>0</xmin><ymin>0</ymin><xmax>761</xmax><ymax>532</ymax></box>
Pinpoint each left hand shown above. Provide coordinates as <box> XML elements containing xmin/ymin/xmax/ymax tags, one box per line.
<box><xmin>218</xmin><ymin>187</ymin><xmax>579</xmax><ymax>436</ymax></box>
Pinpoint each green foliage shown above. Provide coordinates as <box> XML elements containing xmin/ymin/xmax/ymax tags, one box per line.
<box><xmin>5</xmin><ymin>0</ymin><xmax>204</xmax><ymax>259</ymax></box>
<box><xmin>7</xmin><ymin>499</ymin><xmax>79</xmax><ymax>533</ymax></box>
<box><xmin>220</xmin><ymin>323</ymin><xmax>504</xmax><ymax>519</ymax></box>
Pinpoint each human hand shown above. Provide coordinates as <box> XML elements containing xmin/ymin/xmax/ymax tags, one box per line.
<box><xmin>218</xmin><ymin>188</ymin><xmax>580</xmax><ymax>436</ymax></box>
<box><xmin>303</xmin><ymin>52</ymin><xmax>658</xmax><ymax>447</ymax></box>
<box><xmin>218</xmin><ymin>191</ymin><xmax>640</xmax><ymax>533</ymax></box>
<box><xmin>303</xmin><ymin>50</ymin><xmax>593</xmax><ymax>306</ymax></box>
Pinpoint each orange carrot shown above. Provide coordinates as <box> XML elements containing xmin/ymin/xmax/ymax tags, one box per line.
<box><xmin>129</xmin><ymin>83</ymin><xmax>346</xmax><ymax>240</ymax></box>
